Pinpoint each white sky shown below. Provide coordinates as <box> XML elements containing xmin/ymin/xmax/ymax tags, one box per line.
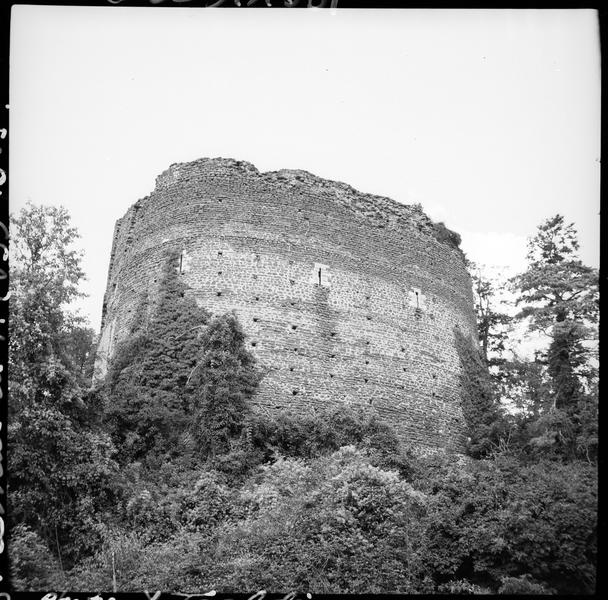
<box><xmin>9</xmin><ymin>7</ymin><xmax>601</xmax><ymax>332</ymax></box>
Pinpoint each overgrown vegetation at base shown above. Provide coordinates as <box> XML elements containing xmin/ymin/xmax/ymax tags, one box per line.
<box><xmin>10</xmin><ymin>442</ymin><xmax>596</xmax><ymax>594</ymax></box>
<box><xmin>8</xmin><ymin>205</ymin><xmax>598</xmax><ymax>594</ymax></box>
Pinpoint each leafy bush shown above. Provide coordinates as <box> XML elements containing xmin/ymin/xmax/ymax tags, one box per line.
<box><xmin>9</xmin><ymin>524</ymin><xmax>64</xmax><ymax>590</ymax></box>
<box><xmin>198</xmin><ymin>447</ymin><xmax>432</xmax><ymax>593</ymax></box>
<box><xmin>498</xmin><ymin>575</ymin><xmax>553</xmax><ymax>594</ymax></box>
<box><xmin>248</xmin><ymin>403</ymin><xmax>401</xmax><ymax>461</ymax></box>
<box><xmin>9</xmin><ymin>406</ymin><xmax>119</xmax><ymax>566</ymax></box>
<box><xmin>419</xmin><ymin>453</ymin><xmax>597</xmax><ymax>594</ymax></box>
<box><xmin>436</xmin><ymin>579</ymin><xmax>491</xmax><ymax>594</ymax></box>
<box><xmin>432</xmin><ymin>221</ymin><xmax>462</xmax><ymax>248</ymax></box>
<box><xmin>210</xmin><ymin>441</ymin><xmax>266</xmax><ymax>481</ymax></box>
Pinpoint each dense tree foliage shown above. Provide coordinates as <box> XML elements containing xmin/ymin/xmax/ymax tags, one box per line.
<box><xmin>9</xmin><ymin>203</ymin><xmax>92</xmax><ymax>418</ymax></box>
<box><xmin>9</xmin><ymin>204</ymin><xmax>118</xmax><ymax>573</ymax></box>
<box><xmin>9</xmin><ymin>207</ymin><xmax>598</xmax><ymax>594</ymax></box>
<box><xmin>466</xmin><ymin>215</ymin><xmax>599</xmax><ymax>464</ymax></box>
<box><xmin>417</xmin><ymin>453</ymin><xmax>597</xmax><ymax>594</ymax></box>
<box><xmin>41</xmin><ymin>444</ymin><xmax>596</xmax><ymax>595</ymax></box>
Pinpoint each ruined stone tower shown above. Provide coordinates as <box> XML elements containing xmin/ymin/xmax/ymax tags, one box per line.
<box><xmin>96</xmin><ymin>157</ymin><xmax>477</xmax><ymax>452</ymax></box>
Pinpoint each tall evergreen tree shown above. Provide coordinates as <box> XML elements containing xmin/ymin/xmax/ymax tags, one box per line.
<box><xmin>513</xmin><ymin>215</ymin><xmax>598</xmax><ymax>459</ymax></box>
<box><xmin>189</xmin><ymin>313</ymin><xmax>260</xmax><ymax>458</ymax></box>
<box><xmin>103</xmin><ymin>250</ymin><xmax>211</xmax><ymax>462</ymax></box>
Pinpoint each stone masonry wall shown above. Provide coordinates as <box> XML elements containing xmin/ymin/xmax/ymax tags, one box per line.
<box><xmin>96</xmin><ymin>157</ymin><xmax>478</xmax><ymax>453</ymax></box>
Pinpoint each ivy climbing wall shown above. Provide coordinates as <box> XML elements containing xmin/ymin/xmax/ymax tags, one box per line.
<box><xmin>96</xmin><ymin>157</ymin><xmax>478</xmax><ymax>452</ymax></box>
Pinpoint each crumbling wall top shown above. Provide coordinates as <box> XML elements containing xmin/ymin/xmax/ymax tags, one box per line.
<box><xmin>151</xmin><ymin>157</ymin><xmax>461</xmax><ymax>250</ymax></box>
